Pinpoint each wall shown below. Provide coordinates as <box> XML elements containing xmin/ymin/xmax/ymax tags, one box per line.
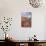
<box><xmin>44</xmin><ymin>15</ymin><xmax>46</xmax><ymax>40</ymax></box>
<box><xmin>0</xmin><ymin>0</ymin><xmax>46</xmax><ymax>40</ymax></box>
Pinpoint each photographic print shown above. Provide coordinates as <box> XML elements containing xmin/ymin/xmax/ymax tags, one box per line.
<box><xmin>21</xmin><ymin>12</ymin><xmax>32</xmax><ymax>27</ymax></box>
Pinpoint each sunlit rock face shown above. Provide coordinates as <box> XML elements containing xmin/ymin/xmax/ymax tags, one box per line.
<box><xmin>29</xmin><ymin>0</ymin><xmax>43</xmax><ymax>8</ymax></box>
